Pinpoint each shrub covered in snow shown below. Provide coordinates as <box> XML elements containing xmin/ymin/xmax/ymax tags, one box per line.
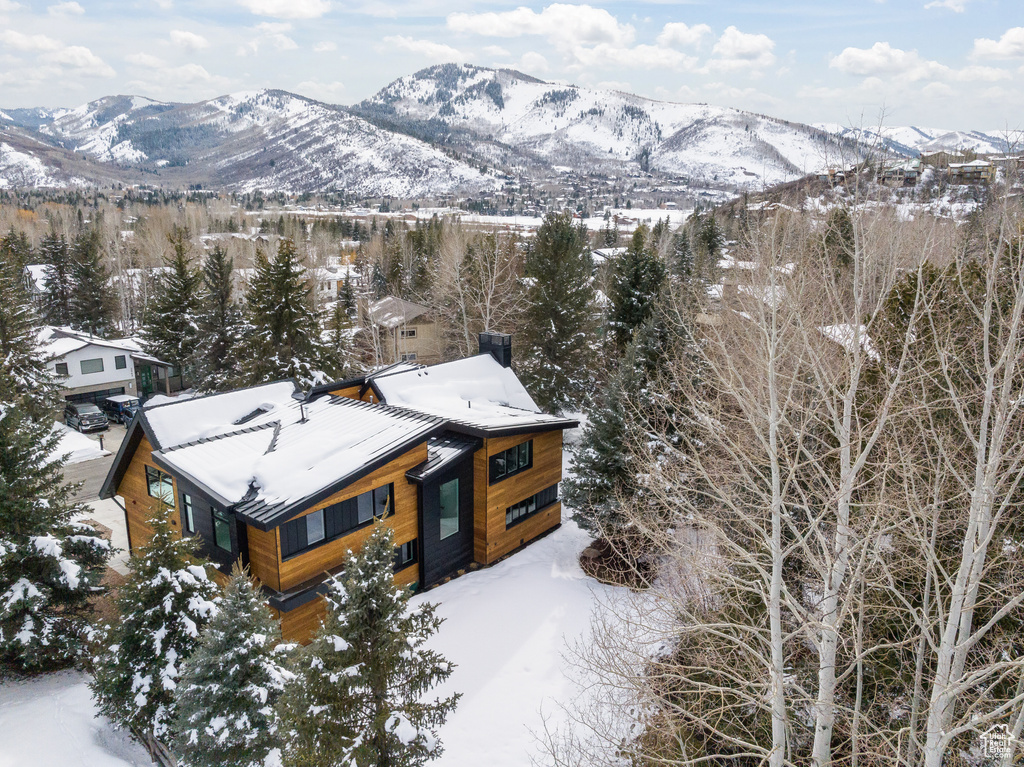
<box><xmin>90</xmin><ymin>506</ymin><xmax>219</xmax><ymax>740</ymax></box>
<box><xmin>171</xmin><ymin>564</ymin><xmax>293</xmax><ymax>767</ymax></box>
<box><xmin>277</xmin><ymin>523</ymin><xmax>459</xmax><ymax>767</ymax></box>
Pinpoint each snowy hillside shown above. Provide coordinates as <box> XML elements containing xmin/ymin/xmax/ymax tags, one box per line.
<box><xmin>359</xmin><ymin>64</ymin><xmax>869</xmax><ymax>189</ymax></box>
<box><xmin>817</xmin><ymin>123</ymin><xmax>1014</xmax><ymax>157</ymax></box>
<box><xmin>2</xmin><ymin>90</ymin><xmax>499</xmax><ymax>196</ymax></box>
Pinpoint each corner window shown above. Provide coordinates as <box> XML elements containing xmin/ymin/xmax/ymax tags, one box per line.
<box><xmin>212</xmin><ymin>509</ymin><xmax>232</xmax><ymax>551</ymax></box>
<box><xmin>115</xmin><ymin>355</ymin><xmax>127</xmax><ymax>370</ymax></box>
<box><xmin>80</xmin><ymin>358</ymin><xmax>104</xmax><ymax>374</ymax></box>
<box><xmin>394</xmin><ymin>539</ymin><xmax>417</xmax><ymax>570</ymax></box>
<box><xmin>145</xmin><ymin>465</ymin><xmax>173</xmax><ymax>504</ymax></box>
<box><xmin>505</xmin><ymin>484</ymin><xmax>559</xmax><ymax>528</ymax></box>
<box><xmin>439</xmin><ymin>478</ymin><xmax>459</xmax><ymax>540</ymax></box>
<box><xmin>489</xmin><ymin>440</ymin><xmax>533</xmax><ymax>484</ymax></box>
<box><xmin>55</xmin><ymin>362</ymin><xmax>69</xmax><ymax>377</ymax></box>
<box><xmin>280</xmin><ymin>482</ymin><xmax>395</xmax><ymax>559</ymax></box>
<box><xmin>181</xmin><ymin>492</ymin><xmax>195</xmax><ymax>533</ymax></box>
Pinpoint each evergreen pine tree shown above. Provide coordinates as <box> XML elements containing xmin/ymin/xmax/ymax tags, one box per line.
<box><xmin>323</xmin><ymin>299</ymin><xmax>355</xmax><ymax>379</ymax></box>
<box><xmin>670</xmin><ymin>228</ymin><xmax>695</xmax><ymax>282</ymax></box>
<box><xmin>0</xmin><ymin>227</ymin><xmax>33</xmax><ymax>272</ymax></box>
<box><xmin>340</xmin><ymin>275</ymin><xmax>356</xmax><ymax>319</ymax></box>
<box><xmin>237</xmin><ymin>239</ymin><xmax>327</xmax><ymax>387</ymax></box>
<box><xmin>68</xmin><ymin>228</ymin><xmax>116</xmax><ymax>336</ymax></box>
<box><xmin>607</xmin><ymin>226</ymin><xmax>666</xmax><ymax>351</ymax></box>
<box><xmin>518</xmin><ymin>211</ymin><xmax>596</xmax><ymax>413</ymax></box>
<box><xmin>91</xmin><ymin>506</ymin><xmax>219</xmax><ymax>741</ymax></box>
<box><xmin>192</xmin><ymin>245</ymin><xmax>242</xmax><ymax>392</ymax></box>
<box><xmin>171</xmin><ymin>564</ymin><xmax>292</xmax><ymax>767</ymax></box>
<box><xmin>278</xmin><ymin>524</ymin><xmax>459</xmax><ymax>767</ymax></box>
<box><xmin>40</xmin><ymin>228</ymin><xmax>73</xmax><ymax>327</ymax></box>
<box><xmin>141</xmin><ymin>228</ymin><xmax>203</xmax><ymax>388</ymax></box>
<box><xmin>0</xmin><ymin>255</ymin><xmax>110</xmax><ymax>671</ymax></box>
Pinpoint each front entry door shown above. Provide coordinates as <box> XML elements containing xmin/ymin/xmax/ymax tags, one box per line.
<box><xmin>421</xmin><ymin>457</ymin><xmax>474</xmax><ymax>587</ymax></box>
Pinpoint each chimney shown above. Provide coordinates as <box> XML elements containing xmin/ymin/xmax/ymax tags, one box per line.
<box><xmin>479</xmin><ymin>331</ymin><xmax>512</xmax><ymax>368</ymax></box>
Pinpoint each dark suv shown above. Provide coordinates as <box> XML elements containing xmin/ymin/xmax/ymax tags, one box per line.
<box><xmin>64</xmin><ymin>402</ymin><xmax>109</xmax><ymax>433</ymax></box>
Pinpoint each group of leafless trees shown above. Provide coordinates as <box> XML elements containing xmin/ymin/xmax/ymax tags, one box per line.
<box><xmin>549</xmin><ymin>188</ymin><xmax>1024</xmax><ymax>765</ymax></box>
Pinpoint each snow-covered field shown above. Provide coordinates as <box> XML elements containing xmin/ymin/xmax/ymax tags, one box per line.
<box><xmin>0</xmin><ymin>519</ymin><xmax>619</xmax><ymax>767</ymax></box>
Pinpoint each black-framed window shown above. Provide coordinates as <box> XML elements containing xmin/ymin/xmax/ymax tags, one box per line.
<box><xmin>400</xmin><ymin>327</ymin><xmax>417</xmax><ymax>338</ymax></box>
<box><xmin>81</xmin><ymin>358</ymin><xmax>104</xmax><ymax>374</ymax></box>
<box><xmin>439</xmin><ymin>478</ymin><xmax>459</xmax><ymax>540</ymax></box>
<box><xmin>280</xmin><ymin>483</ymin><xmax>395</xmax><ymax>559</ymax></box>
<box><xmin>55</xmin><ymin>362</ymin><xmax>69</xmax><ymax>376</ymax></box>
<box><xmin>212</xmin><ymin>509</ymin><xmax>232</xmax><ymax>551</ymax></box>
<box><xmin>394</xmin><ymin>539</ymin><xmax>417</xmax><ymax>571</ymax></box>
<box><xmin>489</xmin><ymin>440</ymin><xmax>533</xmax><ymax>484</ymax></box>
<box><xmin>145</xmin><ymin>465</ymin><xmax>173</xmax><ymax>504</ymax></box>
<box><xmin>505</xmin><ymin>483</ymin><xmax>559</xmax><ymax>528</ymax></box>
<box><xmin>181</xmin><ymin>492</ymin><xmax>195</xmax><ymax>532</ymax></box>
<box><xmin>115</xmin><ymin>355</ymin><xmax>127</xmax><ymax>370</ymax></box>
<box><xmin>401</xmin><ymin>352</ymin><xmax>417</xmax><ymax>361</ymax></box>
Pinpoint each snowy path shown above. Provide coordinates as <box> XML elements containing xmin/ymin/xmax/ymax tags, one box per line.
<box><xmin>412</xmin><ymin>519</ymin><xmax>618</xmax><ymax>767</ymax></box>
<box><xmin>0</xmin><ymin>671</ymin><xmax>150</xmax><ymax>767</ymax></box>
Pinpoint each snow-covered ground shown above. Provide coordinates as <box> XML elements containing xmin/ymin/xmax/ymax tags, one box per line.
<box><xmin>48</xmin><ymin>422</ymin><xmax>110</xmax><ymax>465</ymax></box>
<box><xmin>0</xmin><ymin>671</ymin><xmax>151</xmax><ymax>767</ymax></box>
<box><xmin>0</xmin><ymin>519</ymin><xmax>621</xmax><ymax>767</ymax></box>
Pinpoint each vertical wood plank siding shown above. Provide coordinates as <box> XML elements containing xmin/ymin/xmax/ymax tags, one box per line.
<box><xmin>116</xmin><ymin>435</ymin><xmax>183</xmax><ymax>551</ymax></box>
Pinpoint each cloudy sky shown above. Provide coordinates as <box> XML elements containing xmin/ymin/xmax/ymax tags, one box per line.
<box><xmin>0</xmin><ymin>0</ymin><xmax>1021</xmax><ymax>130</ymax></box>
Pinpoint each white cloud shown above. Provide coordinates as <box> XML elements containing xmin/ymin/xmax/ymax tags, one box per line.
<box><xmin>48</xmin><ymin>1</ymin><xmax>84</xmax><ymax>15</ymax></box>
<box><xmin>482</xmin><ymin>44</ymin><xmax>510</xmax><ymax>58</ymax></box>
<box><xmin>0</xmin><ymin>0</ymin><xmax>22</xmax><ymax>10</ymax></box>
<box><xmin>0</xmin><ymin>30</ymin><xmax>62</xmax><ymax>52</ymax></box>
<box><xmin>972</xmin><ymin>28</ymin><xmax>1024</xmax><ymax>60</ymax></box>
<box><xmin>237</xmin><ymin>0</ymin><xmax>330</xmax><ymax>19</ymax></box>
<box><xmin>238</xmin><ymin>22</ymin><xmax>298</xmax><ymax>56</ymax></box>
<box><xmin>924</xmin><ymin>0</ymin><xmax>968</xmax><ymax>11</ymax></box>
<box><xmin>295</xmin><ymin>79</ymin><xmax>345</xmax><ymax>101</ymax></box>
<box><xmin>313</xmin><ymin>41</ymin><xmax>337</xmax><ymax>53</ymax></box>
<box><xmin>126</xmin><ymin>52</ymin><xmax>165</xmax><ymax>68</ymax></box>
<box><xmin>921</xmin><ymin>81</ymin><xmax>953</xmax><ymax>98</ymax></box>
<box><xmin>830</xmin><ymin>42</ymin><xmax>947</xmax><ymax>81</ymax></box>
<box><xmin>519</xmin><ymin>50</ymin><xmax>548</xmax><ymax>73</ymax></box>
<box><xmin>152</xmin><ymin>0</ymin><xmax>173</xmax><ymax>8</ymax></box>
<box><xmin>448</xmin><ymin>4</ymin><xmax>635</xmax><ymax>48</ymax></box>
<box><xmin>43</xmin><ymin>45</ymin><xmax>115</xmax><ymax>77</ymax></box>
<box><xmin>656</xmin><ymin>22</ymin><xmax>711</xmax><ymax>49</ymax></box>
<box><xmin>382</xmin><ymin>35</ymin><xmax>462</xmax><ymax>62</ymax></box>
<box><xmin>572</xmin><ymin>41</ymin><xmax>695</xmax><ymax>70</ymax></box>
<box><xmin>954</xmin><ymin>65</ymin><xmax>1011</xmax><ymax>81</ymax></box>
<box><xmin>170</xmin><ymin>30</ymin><xmax>209</xmax><ymax>50</ymax></box>
<box><xmin>708</xmin><ymin>26</ymin><xmax>776</xmax><ymax>71</ymax></box>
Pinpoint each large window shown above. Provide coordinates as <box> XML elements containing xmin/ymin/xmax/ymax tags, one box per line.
<box><xmin>212</xmin><ymin>509</ymin><xmax>232</xmax><ymax>551</ymax></box>
<box><xmin>115</xmin><ymin>355</ymin><xmax>127</xmax><ymax>370</ymax></box>
<box><xmin>80</xmin><ymin>358</ymin><xmax>104</xmax><ymax>374</ymax></box>
<box><xmin>145</xmin><ymin>465</ymin><xmax>173</xmax><ymax>504</ymax></box>
<box><xmin>439</xmin><ymin>478</ymin><xmax>459</xmax><ymax>540</ymax></box>
<box><xmin>280</xmin><ymin>483</ymin><xmax>394</xmax><ymax>559</ymax></box>
<box><xmin>489</xmin><ymin>440</ymin><xmax>533</xmax><ymax>484</ymax></box>
<box><xmin>505</xmin><ymin>484</ymin><xmax>559</xmax><ymax>528</ymax></box>
<box><xmin>181</xmin><ymin>492</ymin><xmax>195</xmax><ymax>533</ymax></box>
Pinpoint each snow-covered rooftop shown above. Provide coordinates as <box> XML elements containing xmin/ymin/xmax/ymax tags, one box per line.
<box><xmin>372</xmin><ymin>354</ymin><xmax>573</xmax><ymax>433</ymax></box>
<box><xmin>367</xmin><ymin>296</ymin><xmax>430</xmax><ymax>329</ymax></box>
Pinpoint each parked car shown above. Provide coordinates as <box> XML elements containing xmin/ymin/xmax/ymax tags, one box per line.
<box><xmin>64</xmin><ymin>402</ymin><xmax>109</xmax><ymax>433</ymax></box>
<box><xmin>100</xmin><ymin>394</ymin><xmax>141</xmax><ymax>425</ymax></box>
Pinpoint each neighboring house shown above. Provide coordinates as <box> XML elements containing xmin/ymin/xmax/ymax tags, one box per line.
<box><xmin>879</xmin><ymin>159</ymin><xmax>921</xmax><ymax>187</ymax></box>
<box><xmin>948</xmin><ymin>159</ymin><xmax>996</xmax><ymax>185</ymax></box>
<box><xmin>23</xmin><ymin>264</ymin><xmax>48</xmax><ymax>308</ymax></box>
<box><xmin>99</xmin><ymin>334</ymin><xmax>577</xmax><ymax>642</ymax></box>
<box><xmin>365</xmin><ymin>296</ymin><xmax>442</xmax><ymax>365</ymax></box>
<box><xmin>38</xmin><ymin>326</ymin><xmax>175</xmax><ymax>403</ymax></box>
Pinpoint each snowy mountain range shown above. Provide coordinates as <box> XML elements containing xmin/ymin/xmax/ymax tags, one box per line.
<box><xmin>0</xmin><ymin>64</ymin><xmax>1014</xmax><ymax>195</ymax></box>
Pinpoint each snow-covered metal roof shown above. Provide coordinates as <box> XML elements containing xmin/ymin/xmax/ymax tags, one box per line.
<box><xmin>366</xmin><ymin>296</ymin><xmax>430</xmax><ymax>329</ymax></box>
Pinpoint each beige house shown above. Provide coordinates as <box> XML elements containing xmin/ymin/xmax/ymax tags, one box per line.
<box><xmin>365</xmin><ymin>296</ymin><xmax>443</xmax><ymax>365</ymax></box>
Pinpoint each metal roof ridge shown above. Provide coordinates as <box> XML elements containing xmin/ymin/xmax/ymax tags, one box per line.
<box><xmin>160</xmin><ymin>419</ymin><xmax>281</xmax><ymax>453</ymax></box>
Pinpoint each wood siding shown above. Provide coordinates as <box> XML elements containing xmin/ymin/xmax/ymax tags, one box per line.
<box><xmin>473</xmin><ymin>430</ymin><xmax>563</xmax><ymax>564</ymax></box>
<box><xmin>115</xmin><ymin>434</ymin><xmax>183</xmax><ymax>551</ymax></box>
<box><xmin>327</xmin><ymin>384</ymin><xmax>365</xmax><ymax>401</ymax></box>
<box><xmin>276</xmin><ymin>443</ymin><xmax>427</xmax><ymax>591</ymax></box>
<box><xmin>247</xmin><ymin>525</ymin><xmax>281</xmax><ymax>592</ymax></box>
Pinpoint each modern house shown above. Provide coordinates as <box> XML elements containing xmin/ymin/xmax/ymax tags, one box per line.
<box><xmin>365</xmin><ymin>296</ymin><xmax>443</xmax><ymax>365</ymax></box>
<box><xmin>99</xmin><ymin>334</ymin><xmax>576</xmax><ymax>642</ymax></box>
<box><xmin>38</xmin><ymin>326</ymin><xmax>176</xmax><ymax>403</ymax></box>
<box><xmin>948</xmin><ymin>159</ymin><xmax>996</xmax><ymax>185</ymax></box>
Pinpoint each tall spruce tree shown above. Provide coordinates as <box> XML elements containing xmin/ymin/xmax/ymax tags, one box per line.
<box><xmin>278</xmin><ymin>524</ymin><xmax>459</xmax><ymax>767</ymax></box>
<box><xmin>0</xmin><ymin>255</ymin><xmax>110</xmax><ymax>671</ymax></box>
<box><xmin>607</xmin><ymin>226</ymin><xmax>667</xmax><ymax>351</ymax></box>
<box><xmin>192</xmin><ymin>245</ymin><xmax>242</xmax><ymax>392</ymax></box>
<box><xmin>670</xmin><ymin>228</ymin><xmax>694</xmax><ymax>282</ymax></box>
<box><xmin>518</xmin><ymin>211</ymin><xmax>596</xmax><ymax>413</ymax></box>
<box><xmin>0</xmin><ymin>227</ymin><xmax>33</xmax><ymax>272</ymax></box>
<box><xmin>237</xmin><ymin>239</ymin><xmax>327</xmax><ymax>387</ymax></box>
<box><xmin>141</xmin><ymin>228</ymin><xmax>203</xmax><ymax>387</ymax></box>
<box><xmin>40</xmin><ymin>228</ymin><xmax>73</xmax><ymax>327</ymax></box>
<box><xmin>172</xmin><ymin>564</ymin><xmax>292</xmax><ymax>767</ymax></box>
<box><xmin>68</xmin><ymin>228</ymin><xmax>115</xmax><ymax>336</ymax></box>
<box><xmin>91</xmin><ymin>506</ymin><xmax>219</xmax><ymax>741</ymax></box>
